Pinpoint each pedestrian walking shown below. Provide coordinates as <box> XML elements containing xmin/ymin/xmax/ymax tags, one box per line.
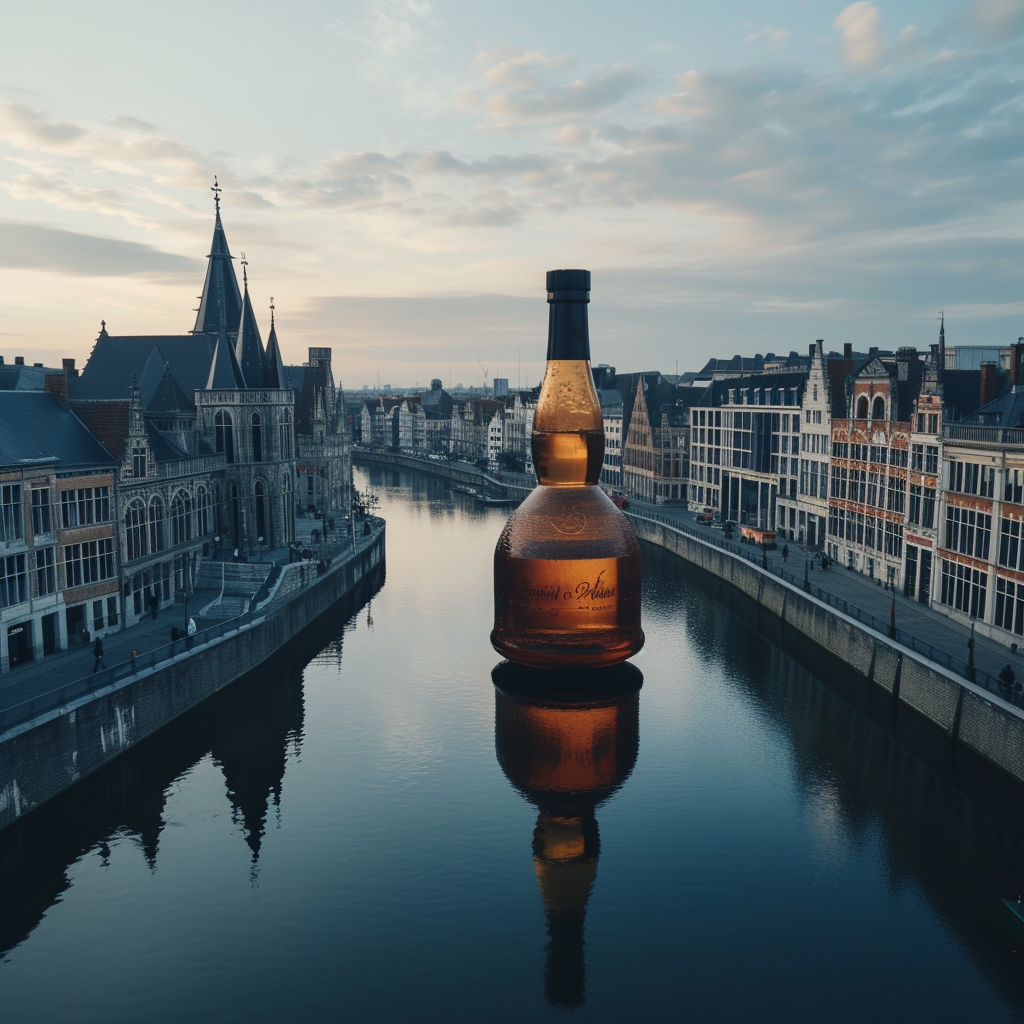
<box><xmin>186</xmin><ymin>617</ymin><xmax>196</xmax><ymax>650</ymax></box>
<box><xmin>782</xmin><ymin>544</ymin><xmax>789</xmax><ymax>563</ymax></box>
<box><xmin>1000</xmin><ymin>664</ymin><xmax>1016</xmax><ymax>690</ymax></box>
<box><xmin>130</xmin><ymin>649</ymin><xmax>137</xmax><ymax>673</ymax></box>
<box><xmin>92</xmin><ymin>637</ymin><xmax>107</xmax><ymax>674</ymax></box>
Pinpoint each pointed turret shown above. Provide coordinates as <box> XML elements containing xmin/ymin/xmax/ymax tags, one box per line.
<box><xmin>938</xmin><ymin>311</ymin><xmax>946</xmax><ymax>374</ymax></box>
<box><xmin>207</xmin><ymin>327</ymin><xmax>245</xmax><ymax>390</ymax></box>
<box><xmin>263</xmin><ymin>299</ymin><xmax>286</xmax><ymax>388</ymax></box>
<box><xmin>235</xmin><ymin>259</ymin><xmax>266</xmax><ymax>387</ymax></box>
<box><xmin>191</xmin><ymin>178</ymin><xmax>243</xmax><ymax>336</ymax></box>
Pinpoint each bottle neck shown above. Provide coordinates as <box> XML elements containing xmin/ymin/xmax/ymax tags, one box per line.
<box><xmin>547</xmin><ymin>301</ymin><xmax>591</xmax><ymax>361</ymax></box>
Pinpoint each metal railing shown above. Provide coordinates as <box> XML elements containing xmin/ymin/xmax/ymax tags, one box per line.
<box><xmin>944</xmin><ymin>424</ymin><xmax>1024</xmax><ymax>447</ymax></box>
<box><xmin>626</xmin><ymin>508</ymin><xmax>1015</xmax><ymax>705</ymax></box>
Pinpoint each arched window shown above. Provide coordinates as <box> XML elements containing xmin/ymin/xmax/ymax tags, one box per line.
<box><xmin>856</xmin><ymin>395</ymin><xmax>869</xmax><ymax>419</ymax></box>
<box><xmin>872</xmin><ymin>395</ymin><xmax>885</xmax><ymax>420</ymax></box>
<box><xmin>254</xmin><ymin>479</ymin><xmax>268</xmax><ymax>546</ymax></box>
<box><xmin>251</xmin><ymin>412</ymin><xmax>263</xmax><ymax>462</ymax></box>
<box><xmin>125</xmin><ymin>499</ymin><xmax>147</xmax><ymax>561</ymax></box>
<box><xmin>171</xmin><ymin>489</ymin><xmax>192</xmax><ymax>546</ymax></box>
<box><xmin>196</xmin><ymin>486</ymin><xmax>210</xmax><ymax>537</ymax></box>
<box><xmin>148</xmin><ymin>497</ymin><xmax>165</xmax><ymax>552</ymax></box>
<box><xmin>279</xmin><ymin>408</ymin><xmax>293</xmax><ymax>458</ymax></box>
<box><xmin>215</xmin><ymin>410</ymin><xmax>234</xmax><ymax>464</ymax></box>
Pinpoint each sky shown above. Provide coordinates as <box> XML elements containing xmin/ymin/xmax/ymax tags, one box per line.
<box><xmin>0</xmin><ymin>0</ymin><xmax>1021</xmax><ymax>389</ymax></box>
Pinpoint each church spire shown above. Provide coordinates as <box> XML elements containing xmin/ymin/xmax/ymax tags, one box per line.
<box><xmin>191</xmin><ymin>178</ymin><xmax>243</xmax><ymax>336</ymax></box>
<box><xmin>234</xmin><ymin>253</ymin><xmax>267</xmax><ymax>387</ymax></box>
<box><xmin>938</xmin><ymin>310</ymin><xmax>946</xmax><ymax>371</ymax></box>
<box><xmin>263</xmin><ymin>296</ymin><xmax>287</xmax><ymax>389</ymax></box>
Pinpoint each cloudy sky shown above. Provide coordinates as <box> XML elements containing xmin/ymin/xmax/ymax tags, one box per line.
<box><xmin>0</xmin><ymin>0</ymin><xmax>1021</xmax><ymax>388</ymax></box>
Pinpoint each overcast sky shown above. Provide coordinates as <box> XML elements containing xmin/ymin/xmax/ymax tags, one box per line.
<box><xmin>0</xmin><ymin>0</ymin><xmax>1021</xmax><ymax>388</ymax></box>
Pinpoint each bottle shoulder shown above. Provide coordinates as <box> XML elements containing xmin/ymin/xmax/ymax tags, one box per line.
<box><xmin>496</xmin><ymin>486</ymin><xmax>640</xmax><ymax>560</ymax></box>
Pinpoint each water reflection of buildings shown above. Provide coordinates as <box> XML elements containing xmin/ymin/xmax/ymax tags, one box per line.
<box><xmin>493</xmin><ymin>663</ymin><xmax>642</xmax><ymax>1010</ymax></box>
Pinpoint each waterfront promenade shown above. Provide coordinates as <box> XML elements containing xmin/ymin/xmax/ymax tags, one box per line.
<box><xmin>0</xmin><ymin>512</ymin><xmax>380</xmax><ymax>731</ymax></box>
<box><xmin>626</xmin><ymin>498</ymin><xmax>1020</xmax><ymax>699</ymax></box>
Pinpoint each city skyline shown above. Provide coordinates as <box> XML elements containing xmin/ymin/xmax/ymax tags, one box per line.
<box><xmin>0</xmin><ymin>0</ymin><xmax>1021</xmax><ymax>385</ymax></box>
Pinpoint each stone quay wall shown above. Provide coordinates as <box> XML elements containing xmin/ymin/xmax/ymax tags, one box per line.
<box><xmin>629</xmin><ymin>514</ymin><xmax>1024</xmax><ymax>787</ymax></box>
<box><xmin>0</xmin><ymin>528</ymin><xmax>386</xmax><ymax>831</ymax></box>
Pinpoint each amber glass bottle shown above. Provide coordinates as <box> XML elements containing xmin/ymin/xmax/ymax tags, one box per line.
<box><xmin>491</xmin><ymin>269</ymin><xmax>644</xmax><ymax>668</ymax></box>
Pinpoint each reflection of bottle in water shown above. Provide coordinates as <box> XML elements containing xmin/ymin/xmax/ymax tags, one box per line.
<box><xmin>493</xmin><ymin>662</ymin><xmax>642</xmax><ymax>1009</ymax></box>
<box><xmin>491</xmin><ymin>270</ymin><xmax>643</xmax><ymax>668</ymax></box>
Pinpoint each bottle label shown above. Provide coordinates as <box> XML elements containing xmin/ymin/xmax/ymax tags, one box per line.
<box><xmin>505</xmin><ymin>558</ymin><xmax>620</xmax><ymax>628</ymax></box>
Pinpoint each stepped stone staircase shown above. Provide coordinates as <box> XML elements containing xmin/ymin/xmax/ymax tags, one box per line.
<box><xmin>193</xmin><ymin>560</ymin><xmax>274</xmax><ymax>620</ymax></box>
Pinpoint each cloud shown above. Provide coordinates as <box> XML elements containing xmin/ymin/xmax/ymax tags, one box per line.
<box><xmin>472</xmin><ymin>51</ymin><xmax>643</xmax><ymax>124</ymax></box>
<box><xmin>834</xmin><ymin>2</ymin><xmax>886</xmax><ymax>69</ymax></box>
<box><xmin>968</xmin><ymin>0</ymin><xmax>1024</xmax><ymax>41</ymax></box>
<box><xmin>744</xmin><ymin>25</ymin><xmax>791</xmax><ymax>52</ymax></box>
<box><xmin>0</xmin><ymin>220</ymin><xmax>200</xmax><ymax>278</ymax></box>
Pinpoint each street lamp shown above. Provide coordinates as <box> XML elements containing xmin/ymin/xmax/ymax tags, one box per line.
<box><xmin>887</xmin><ymin>565</ymin><xmax>897</xmax><ymax>638</ymax></box>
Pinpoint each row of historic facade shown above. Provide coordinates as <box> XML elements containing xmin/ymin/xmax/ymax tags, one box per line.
<box><xmin>0</xmin><ymin>198</ymin><xmax>352</xmax><ymax>675</ymax></box>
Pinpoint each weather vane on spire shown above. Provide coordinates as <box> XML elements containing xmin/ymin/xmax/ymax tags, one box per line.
<box><xmin>240</xmin><ymin>251</ymin><xmax>248</xmax><ymax>286</ymax></box>
<box><xmin>211</xmin><ymin>175</ymin><xmax>222</xmax><ymax>213</ymax></box>
<box><xmin>270</xmin><ymin>296</ymin><xmax>275</xmax><ymax>326</ymax></box>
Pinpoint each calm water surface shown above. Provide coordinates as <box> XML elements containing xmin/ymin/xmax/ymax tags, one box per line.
<box><xmin>4</xmin><ymin>466</ymin><xmax>1024</xmax><ymax>1022</ymax></box>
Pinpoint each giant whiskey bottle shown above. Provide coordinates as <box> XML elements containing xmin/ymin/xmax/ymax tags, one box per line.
<box><xmin>491</xmin><ymin>270</ymin><xmax>643</xmax><ymax>668</ymax></box>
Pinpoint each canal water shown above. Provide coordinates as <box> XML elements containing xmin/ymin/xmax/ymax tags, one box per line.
<box><xmin>3</xmin><ymin>465</ymin><xmax>1024</xmax><ymax>1022</ymax></box>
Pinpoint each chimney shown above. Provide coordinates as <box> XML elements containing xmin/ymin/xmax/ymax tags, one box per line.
<box><xmin>1012</xmin><ymin>342</ymin><xmax>1024</xmax><ymax>387</ymax></box>
<box><xmin>14</xmin><ymin>356</ymin><xmax>24</xmax><ymax>365</ymax></box>
<box><xmin>808</xmin><ymin>343</ymin><xmax>816</xmax><ymax>359</ymax></box>
<box><xmin>44</xmin><ymin>372</ymin><xmax>68</xmax><ymax>402</ymax></box>
<box><xmin>33</xmin><ymin>362</ymin><xmax>43</xmax><ymax>368</ymax></box>
<box><xmin>980</xmin><ymin>362</ymin><xmax>999</xmax><ymax>407</ymax></box>
<box><xmin>62</xmin><ymin>357</ymin><xmax>78</xmax><ymax>377</ymax></box>
<box><xmin>843</xmin><ymin>343</ymin><xmax>852</xmax><ymax>359</ymax></box>
<box><xmin>869</xmin><ymin>346</ymin><xmax>878</xmax><ymax>357</ymax></box>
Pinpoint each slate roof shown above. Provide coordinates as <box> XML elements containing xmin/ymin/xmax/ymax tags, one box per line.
<box><xmin>0</xmin><ymin>392</ymin><xmax>116</xmax><ymax>470</ymax></box>
<box><xmin>192</xmin><ymin>210</ymin><xmax>242</xmax><ymax>336</ymax></box>
<box><xmin>263</xmin><ymin>320</ymin><xmax>286</xmax><ymax>389</ymax></box>
<box><xmin>942</xmin><ymin>369</ymin><xmax>990</xmax><ymax>423</ymax></box>
<box><xmin>235</xmin><ymin>282</ymin><xmax>266</xmax><ymax>388</ymax></box>
<box><xmin>146</xmin><ymin>367</ymin><xmax>195</xmax><ymax>415</ymax></box>
<box><xmin>0</xmin><ymin>363</ymin><xmax>60</xmax><ymax>391</ymax></box>
<box><xmin>71</xmin><ymin>335</ymin><xmax>217</xmax><ymax>401</ymax></box>
<box><xmin>962</xmin><ymin>386</ymin><xmax>1024</xmax><ymax>428</ymax></box>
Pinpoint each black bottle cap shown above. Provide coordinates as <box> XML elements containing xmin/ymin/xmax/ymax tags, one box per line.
<box><xmin>547</xmin><ymin>269</ymin><xmax>590</xmax><ymax>304</ymax></box>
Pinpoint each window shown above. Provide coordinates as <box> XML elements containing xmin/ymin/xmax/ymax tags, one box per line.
<box><xmin>995</xmin><ymin>577</ymin><xmax>1024</xmax><ymax>636</ymax></box>
<box><xmin>925</xmin><ymin>446</ymin><xmax>939</xmax><ymax>475</ymax></box>
<box><xmin>279</xmin><ymin>409</ymin><xmax>293</xmax><ymax>458</ymax></box>
<box><xmin>947</xmin><ymin>460</ymin><xmax>995</xmax><ymax>497</ymax></box>
<box><xmin>61</xmin><ymin>487</ymin><xmax>111</xmax><ymax>528</ymax></box>
<box><xmin>941</xmin><ymin>559</ymin><xmax>987</xmax><ymax>619</ymax></box>
<box><xmin>171</xmin><ymin>490</ymin><xmax>192</xmax><ymax>546</ymax></box>
<box><xmin>886</xmin><ymin>477</ymin><xmax>906</xmax><ymax>514</ymax></box>
<box><xmin>911</xmin><ymin>444</ymin><xmax>924</xmax><ymax>472</ymax></box>
<box><xmin>125</xmin><ymin>500</ymin><xmax>147</xmax><ymax>561</ymax></box>
<box><xmin>107</xmin><ymin>595</ymin><xmax>119</xmax><ymax>627</ymax></box>
<box><xmin>872</xmin><ymin>395</ymin><xmax>885</xmax><ymax>420</ymax></box>
<box><xmin>35</xmin><ymin>547</ymin><xmax>55</xmax><ymax>595</ymax></box>
<box><xmin>922</xmin><ymin>487</ymin><xmax>936</xmax><ymax>529</ymax></box>
<box><xmin>1006</xmin><ymin>470</ymin><xmax>1024</xmax><ymax>505</ymax></box>
<box><xmin>0</xmin><ymin>553</ymin><xmax>27</xmax><ymax>607</ymax></box>
<box><xmin>215</xmin><ymin>410</ymin><xmax>235</xmax><ymax>464</ymax></box>
<box><xmin>149</xmin><ymin>498</ymin><xmax>165</xmax><ymax>552</ymax></box>
<box><xmin>1</xmin><ymin>484</ymin><xmax>23</xmax><ymax>542</ymax></box>
<box><xmin>999</xmin><ymin>518</ymin><xmax>1024</xmax><ymax>572</ymax></box>
<box><xmin>251</xmin><ymin>413</ymin><xmax>264</xmax><ymax>462</ymax></box>
<box><xmin>909</xmin><ymin>484</ymin><xmax>922</xmax><ymax>525</ymax></box>
<box><xmin>63</xmin><ymin>538</ymin><xmax>116</xmax><ymax>588</ymax></box>
<box><xmin>31</xmin><ymin>487</ymin><xmax>52</xmax><ymax>535</ymax></box>
<box><xmin>196</xmin><ymin>486</ymin><xmax>211</xmax><ymax>537</ymax></box>
<box><xmin>856</xmin><ymin>396</ymin><xmax>869</xmax><ymax>418</ymax></box>
<box><xmin>945</xmin><ymin>505</ymin><xmax>992</xmax><ymax>559</ymax></box>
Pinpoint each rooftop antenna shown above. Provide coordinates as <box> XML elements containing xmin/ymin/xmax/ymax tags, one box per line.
<box><xmin>211</xmin><ymin>175</ymin><xmax>222</xmax><ymax>213</ymax></box>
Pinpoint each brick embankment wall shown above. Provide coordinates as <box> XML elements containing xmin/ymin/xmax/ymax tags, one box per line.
<box><xmin>0</xmin><ymin>530</ymin><xmax>386</xmax><ymax>831</ymax></box>
<box><xmin>630</xmin><ymin>516</ymin><xmax>1024</xmax><ymax>788</ymax></box>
